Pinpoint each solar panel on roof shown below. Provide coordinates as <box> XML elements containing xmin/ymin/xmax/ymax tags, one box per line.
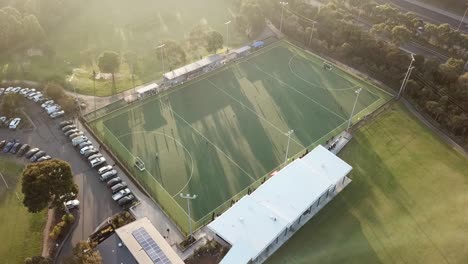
<box><xmin>132</xmin><ymin>227</ymin><xmax>172</xmax><ymax>264</ymax></box>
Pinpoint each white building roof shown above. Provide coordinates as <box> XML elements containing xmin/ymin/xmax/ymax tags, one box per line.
<box><xmin>208</xmin><ymin>145</ymin><xmax>352</xmax><ymax>263</ymax></box>
<box><xmin>116</xmin><ymin>217</ymin><xmax>184</xmax><ymax>264</ymax></box>
<box><xmin>234</xmin><ymin>46</ymin><xmax>251</xmax><ymax>54</ymax></box>
<box><xmin>163</xmin><ymin>54</ymin><xmax>222</xmax><ymax>80</ymax></box>
<box><xmin>136</xmin><ymin>83</ymin><xmax>159</xmax><ymax>95</ymax></box>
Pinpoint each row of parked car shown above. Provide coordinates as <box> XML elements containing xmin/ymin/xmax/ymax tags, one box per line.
<box><xmin>0</xmin><ymin>139</ymin><xmax>51</xmax><ymax>162</ymax></box>
<box><xmin>0</xmin><ymin>86</ymin><xmax>65</xmax><ymax>118</ymax></box>
<box><xmin>59</xmin><ymin>120</ymin><xmax>136</xmax><ymax>207</ymax></box>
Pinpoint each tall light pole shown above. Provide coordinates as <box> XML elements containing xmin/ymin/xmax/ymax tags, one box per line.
<box><xmin>279</xmin><ymin>2</ymin><xmax>289</xmax><ymax>33</ymax></box>
<box><xmin>225</xmin><ymin>20</ymin><xmax>231</xmax><ymax>47</ymax></box>
<box><xmin>92</xmin><ymin>70</ymin><xmax>96</xmax><ymax>112</ymax></box>
<box><xmin>180</xmin><ymin>193</ymin><xmax>197</xmax><ymax>239</ymax></box>
<box><xmin>284</xmin><ymin>129</ymin><xmax>294</xmax><ymax>166</ymax></box>
<box><xmin>458</xmin><ymin>4</ymin><xmax>468</xmax><ymax>31</ymax></box>
<box><xmin>308</xmin><ymin>22</ymin><xmax>316</xmax><ymax>46</ymax></box>
<box><xmin>397</xmin><ymin>54</ymin><xmax>415</xmax><ymax>99</ymax></box>
<box><xmin>157</xmin><ymin>44</ymin><xmax>166</xmax><ymax>75</ymax></box>
<box><xmin>348</xmin><ymin>88</ymin><xmax>362</xmax><ymax>131</ymax></box>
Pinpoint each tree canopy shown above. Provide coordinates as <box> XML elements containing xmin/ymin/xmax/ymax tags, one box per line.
<box><xmin>205</xmin><ymin>31</ymin><xmax>224</xmax><ymax>54</ymax></box>
<box><xmin>65</xmin><ymin>241</ymin><xmax>102</xmax><ymax>264</ymax></box>
<box><xmin>21</xmin><ymin>159</ymin><xmax>78</xmax><ymax>213</ymax></box>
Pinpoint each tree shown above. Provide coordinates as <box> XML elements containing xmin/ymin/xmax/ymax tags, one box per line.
<box><xmin>65</xmin><ymin>241</ymin><xmax>102</xmax><ymax>264</ymax></box>
<box><xmin>438</xmin><ymin>58</ymin><xmax>465</xmax><ymax>84</ymax></box>
<box><xmin>97</xmin><ymin>51</ymin><xmax>120</xmax><ymax>91</ymax></box>
<box><xmin>44</xmin><ymin>82</ymin><xmax>77</xmax><ymax>115</ymax></box>
<box><xmin>25</xmin><ymin>256</ymin><xmax>52</xmax><ymax>264</ymax></box>
<box><xmin>158</xmin><ymin>40</ymin><xmax>186</xmax><ymax>70</ymax></box>
<box><xmin>205</xmin><ymin>31</ymin><xmax>224</xmax><ymax>54</ymax></box>
<box><xmin>21</xmin><ymin>159</ymin><xmax>78</xmax><ymax>213</ymax></box>
<box><xmin>391</xmin><ymin>25</ymin><xmax>412</xmax><ymax>44</ymax></box>
<box><xmin>1</xmin><ymin>93</ymin><xmax>22</xmax><ymax>116</ymax></box>
<box><xmin>240</xmin><ymin>0</ymin><xmax>265</xmax><ymax>35</ymax></box>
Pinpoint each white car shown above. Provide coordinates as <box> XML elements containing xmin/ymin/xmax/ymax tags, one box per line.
<box><xmin>0</xmin><ymin>88</ymin><xmax>5</xmax><ymax>95</ymax></box>
<box><xmin>0</xmin><ymin>116</ymin><xmax>6</xmax><ymax>124</ymax></box>
<box><xmin>41</xmin><ymin>100</ymin><xmax>54</xmax><ymax>108</ymax></box>
<box><xmin>9</xmin><ymin>118</ymin><xmax>21</xmax><ymax>130</ymax></box>
<box><xmin>27</xmin><ymin>92</ymin><xmax>39</xmax><ymax>99</ymax></box>
<box><xmin>112</xmin><ymin>188</ymin><xmax>131</xmax><ymax>201</ymax></box>
<box><xmin>5</xmin><ymin>87</ymin><xmax>14</xmax><ymax>94</ymax></box>
<box><xmin>12</xmin><ymin>87</ymin><xmax>21</xmax><ymax>93</ymax></box>
<box><xmin>100</xmin><ymin>169</ymin><xmax>118</xmax><ymax>181</ymax></box>
<box><xmin>24</xmin><ymin>89</ymin><xmax>36</xmax><ymax>97</ymax></box>
<box><xmin>80</xmin><ymin>145</ymin><xmax>94</xmax><ymax>155</ymax></box>
<box><xmin>33</xmin><ymin>94</ymin><xmax>44</xmax><ymax>102</ymax></box>
<box><xmin>72</xmin><ymin>136</ymin><xmax>88</xmax><ymax>146</ymax></box>
<box><xmin>87</xmin><ymin>153</ymin><xmax>103</xmax><ymax>161</ymax></box>
<box><xmin>78</xmin><ymin>140</ymin><xmax>93</xmax><ymax>149</ymax></box>
<box><xmin>46</xmin><ymin>105</ymin><xmax>61</xmax><ymax>115</ymax></box>
<box><xmin>50</xmin><ymin>110</ymin><xmax>65</xmax><ymax>119</ymax></box>
<box><xmin>90</xmin><ymin>157</ymin><xmax>106</xmax><ymax>168</ymax></box>
<box><xmin>98</xmin><ymin>165</ymin><xmax>113</xmax><ymax>175</ymax></box>
<box><xmin>19</xmin><ymin>88</ymin><xmax>29</xmax><ymax>95</ymax></box>
<box><xmin>64</xmin><ymin>199</ymin><xmax>80</xmax><ymax>210</ymax></box>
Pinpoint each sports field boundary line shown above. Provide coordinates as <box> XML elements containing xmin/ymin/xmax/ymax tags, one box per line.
<box><xmin>168</xmin><ymin>107</ymin><xmax>258</xmax><ymax>183</ymax></box>
<box><xmin>249</xmin><ymin>62</ymin><xmax>348</xmax><ymax>121</ymax></box>
<box><xmin>205</xmin><ymin>79</ymin><xmax>306</xmax><ymax>149</ymax></box>
<box><xmin>285</xmin><ymin>40</ymin><xmax>394</xmax><ymax>97</ymax></box>
<box><xmin>101</xmin><ymin>123</ymin><xmax>193</xmax><ymax>220</ymax></box>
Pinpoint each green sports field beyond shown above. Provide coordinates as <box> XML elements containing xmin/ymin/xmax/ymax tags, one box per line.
<box><xmin>89</xmin><ymin>41</ymin><xmax>391</xmax><ymax>233</ymax></box>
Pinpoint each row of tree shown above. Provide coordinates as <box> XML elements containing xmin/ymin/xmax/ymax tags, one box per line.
<box><xmin>260</xmin><ymin>0</ymin><xmax>468</xmax><ymax>145</ymax></box>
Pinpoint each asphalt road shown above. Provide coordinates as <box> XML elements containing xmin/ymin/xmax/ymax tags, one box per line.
<box><xmin>378</xmin><ymin>0</ymin><xmax>468</xmax><ymax>33</ymax></box>
<box><xmin>0</xmin><ymin>100</ymin><xmax>122</xmax><ymax>261</ymax></box>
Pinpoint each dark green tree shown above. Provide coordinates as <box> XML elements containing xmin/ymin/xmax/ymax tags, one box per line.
<box><xmin>205</xmin><ymin>31</ymin><xmax>224</xmax><ymax>54</ymax></box>
<box><xmin>97</xmin><ymin>51</ymin><xmax>120</xmax><ymax>91</ymax></box>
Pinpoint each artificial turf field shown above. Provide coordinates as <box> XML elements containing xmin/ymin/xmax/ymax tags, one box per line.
<box><xmin>89</xmin><ymin>40</ymin><xmax>391</xmax><ymax>232</ymax></box>
<box><xmin>268</xmin><ymin>104</ymin><xmax>468</xmax><ymax>264</ymax></box>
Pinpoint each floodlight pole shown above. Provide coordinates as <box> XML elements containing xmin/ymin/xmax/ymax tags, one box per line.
<box><xmin>157</xmin><ymin>44</ymin><xmax>166</xmax><ymax>75</ymax></box>
<box><xmin>457</xmin><ymin>4</ymin><xmax>468</xmax><ymax>31</ymax></box>
<box><xmin>93</xmin><ymin>70</ymin><xmax>96</xmax><ymax>112</ymax></box>
<box><xmin>308</xmin><ymin>22</ymin><xmax>316</xmax><ymax>46</ymax></box>
<box><xmin>180</xmin><ymin>193</ymin><xmax>197</xmax><ymax>239</ymax></box>
<box><xmin>279</xmin><ymin>2</ymin><xmax>289</xmax><ymax>33</ymax></box>
<box><xmin>347</xmin><ymin>88</ymin><xmax>362</xmax><ymax>131</ymax></box>
<box><xmin>397</xmin><ymin>54</ymin><xmax>415</xmax><ymax>100</ymax></box>
<box><xmin>284</xmin><ymin>130</ymin><xmax>294</xmax><ymax>166</ymax></box>
<box><xmin>225</xmin><ymin>21</ymin><xmax>231</xmax><ymax>47</ymax></box>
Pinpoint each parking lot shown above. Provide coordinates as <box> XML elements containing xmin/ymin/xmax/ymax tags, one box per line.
<box><xmin>0</xmin><ymin>93</ymin><xmax>185</xmax><ymax>260</ymax></box>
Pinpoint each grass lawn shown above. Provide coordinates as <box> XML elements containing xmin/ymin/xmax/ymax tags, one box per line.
<box><xmin>268</xmin><ymin>103</ymin><xmax>468</xmax><ymax>264</ymax></box>
<box><xmin>89</xmin><ymin>41</ymin><xmax>390</xmax><ymax>233</ymax></box>
<box><xmin>0</xmin><ymin>157</ymin><xmax>46</xmax><ymax>264</ymax></box>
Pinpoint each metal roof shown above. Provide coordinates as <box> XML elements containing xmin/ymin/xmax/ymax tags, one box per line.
<box><xmin>163</xmin><ymin>54</ymin><xmax>222</xmax><ymax>80</ymax></box>
<box><xmin>234</xmin><ymin>46</ymin><xmax>251</xmax><ymax>54</ymax></box>
<box><xmin>136</xmin><ymin>83</ymin><xmax>159</xmax><ymax>95</ymax></box>
<box><xmin>208</xmin><ymin>145</ymin><xmax>352</xmax><ymax>264</ymax></box>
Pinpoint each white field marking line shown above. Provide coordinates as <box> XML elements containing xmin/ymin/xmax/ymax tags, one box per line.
<box><xmin>206</xmin><ymin>79</ymin><xmax>306</xmax><ymax>149</ymax></box>
<box><xmin>114</xmin><ymin>130</ymin><xmax>195</xmax><ymax>199</ymax></box>
<box><xmin>0</xmin><ymin>172</ymin><xmax>9</xmax><ymax>189</ymax></box>
<box><xmin>102</xmin><ymin>123</ymin><xmax>192</xmax><ymax>218</ymax></box>
<box><xmin>168</xmin><ymin>107</ymin><xmax>257</xmax><ymax>183</ymax></box>
<box><xmin>250</xmin><ymin>62</ymin><xmax>348</xmax><ymax>121</ymax></box>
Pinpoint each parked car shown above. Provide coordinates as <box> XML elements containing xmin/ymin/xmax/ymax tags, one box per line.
<box><xmin>0</xmin><ymin>140</ymin><xmax>6</xmax><ymax>149</ymax></box>
<box><xmin>69</xmin><ymin>131</ymin><xmax>84</xmax><ymax>140</ymax></box>
<box><xmin>25</xmin><ymin>148</ymin><xmax>40</xmax><ymax>158</ymax></box>
<box><xmin>33</xmin><ymin>94</ymin><xmax>44</xmax><ymax>102</ymax></box>
<box><xmin>64</xmin><ymin>129</ymin><xmax>79</xmax><ymax>137</ymax></box>
<box><xmin>79</xmin><ymin>145</ymin><xmax>94</xmax><ymax>155</ymax></box>
<box><xmin>30</xmin><ymin>150</ymin><xmax>46</xmax><ymax>162</ymax></box>
<box><xmin>46</xmin><ymin>105</ymin><xmax>61</xmax><ymax>115</ymax></box>
<box><xmin>98</xmin><ymin>165</ymin><xmax>113</xmax><ymax>175</ymax></box>
<box><xmin>17</xmin><ymin>144</ymin><xmax>30</xmax><ymax>157</ymax></box>
<box><xmin>0</xmin><ymin>116</ymin><xmax>6</xmax><ymax>124</ymax></box>
<box><xmin>64</xmin><ymin>199</ymin><xmax>80</xmax><ymax>210</ymax></box>
<box><xmin>72</xmin><ymin>136</ymin><xmax>88</xmax><ymax>146</ymax></box>
<box><xmin>28</xmin><ymin>92</ymin><xmax>40</xmax><ymax>99</ymax></box>
<box><xmin>87</xmin><ymin>153</ymin><xmax>102</xmax><ymax>161</ymax></box>
<box><xmin>83</xmin><ymin>149</ymin><xmax>99</xmax><ymax>158</ymax></box>
<box><xmin>41</xmin><ymin>100</ymin><xmax>54</xmax><ymax>108</ymax></box>
<box><xmin>106</xmin><ymin>177</ymin><xmax>122</xmax><ymax>188</ymax></box>
<box><xmin>78</xmin><ymin>140</ymin><xmax>93</xmax><ymax>149</ymax></box>
<box><xmin>90</xmin><ymin>157</ymin><xmax>106</xmax><ymax>168</ymax></box>
<box><xmin>12</xmin><ymin>87</ymin><xmax>21</xmax><ymax>93</ymax></box>
<box><xmin>118</xmin><ymin>194</ymin><xmax>135</xmax><ymax>206</ymax></box>
<box><xmin>37</xmin><ymin>155</ymin><xmax>51</xmax><ymax>162</ymax></box>
<box><xmin>19</xmin><ymin>88</ymin><xmax>30</xmax><ymax>95</ymax></box>
<box><xmin>10</xmin><ymin>142</ymin><xmax>22</xmax><ymax>154</ymax></box>
<box><xmin>0</xmin><ymin>88</ymin><xmax>4</xmax><ymax>95</ymax></box>
<box><xmin>100</xmin><ymin>169</ymin><xmax>117</xmax><ymax>181</ymax></box>
<box><xmin>9</xmin><ymin>118</ymin><xmax>21</xmax><ymax>130</ymax></box>
<box><xmin>62</xmin><ymin>125</ymin><xmax>76</xmax><ymax>132</ymax></box>
<box><xmin>59</xmin><ymin>120</ymin><xmax>73</xmax><ymax>128</ymax></box>
<box><xmin>111</xmin><ymin>182</ymin><xmax>127</xmax><ymax>193</ymax></box>
<box><xmin>50</xmin><ymin>110</ymin><xmax>65</xmax><ymax>119</ymax></box>
<box><xmin>3</xmin><ymin>140</ymin><xmax>16</xmax><ymax>153</ymax></box>
<box><xmin>112</xmin><ymin>188</ymin><xmax>131</xmax><ymax>201</ymax></box>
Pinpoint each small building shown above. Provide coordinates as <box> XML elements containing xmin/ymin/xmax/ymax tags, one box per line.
<box><xmin>233</xmin><ymin>46</ymin><xmax>251</xmax><ymax>58</ymax></box>
<box><xmin>163</xmin><ymin>54</ymin><xmax>223</xmax><ymax>85</ymax></box>
<box><xmin>136</xmin><ymin>83</ymin><xmax>159</xmax><ymax>99</ymax></box>
<box><xmin>98</xmin><ymin>217</ymin><xmax>184</xmax><ymax>264</ymax></box>
<box><xmin>208</xmin><ymin>145</ymin><xmax>352</xmax><ymax>264</ymax></box>
<box><xmin>251</xmin><ymin>41</ymin><xmax>265</xmax><ymax>50</ymax></box>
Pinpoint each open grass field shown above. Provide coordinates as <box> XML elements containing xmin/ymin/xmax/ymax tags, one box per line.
<box><xmin>0</xmin><ymin>157</ymin><xmax>46</xmax><ymax>264</ymax></box>
<box><xmin>89</xmin><ymin>40</ymin><xmax>391</xmax><ymax>233</ymax></box>
<box><xmin>268</xmin><ymin>103</ymin><xmax>468</xmax><ymax>264</ymax></box>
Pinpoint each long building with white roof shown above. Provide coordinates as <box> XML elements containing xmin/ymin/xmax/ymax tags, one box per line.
<box><xmin>208</xmin><ymin>145</ymin><xmax>352</xmax><ymax>264</ymax></box>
